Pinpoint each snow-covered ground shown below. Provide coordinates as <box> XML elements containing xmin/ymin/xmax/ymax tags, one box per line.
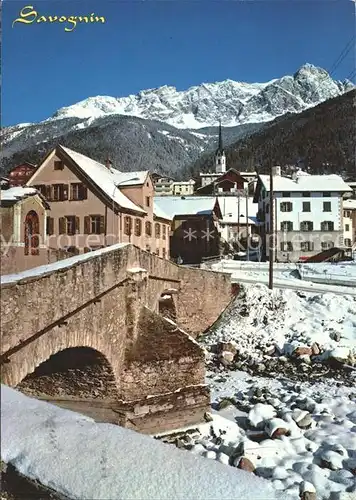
<box><xmin>183</xmin><ymin>371</ymin><xmax>356</xmax><ymax>500</ymax></box>
<box><xmin>202</xmin><ymin>283</ymin><xmax>356</xmax><ymax>365</ymax></box>
<box><xmin>208</xmin><ymin>260</ymin><xmax>356</xmax><ymax>295</ymax></box>
<box><xmin>174</xmin><ymin>278</ymin><xmax>356</xmax><ymax>500</ymax></box>
<box><xmin>1</xmin><ymin>385</ymin><xmax>281</xmax><ymax>500</ymax></box>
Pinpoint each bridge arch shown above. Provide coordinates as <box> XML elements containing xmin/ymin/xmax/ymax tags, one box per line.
<box><xmin>17</xmin><ymin>346</ymin><xmax>118</xmax><ymax>400</ymax></box>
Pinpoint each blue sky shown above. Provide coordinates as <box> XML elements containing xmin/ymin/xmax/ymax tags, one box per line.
<box><xmin>3</xmin><ymin>0</ymin><xmax>355</xmax><ymax>126</ymax></box>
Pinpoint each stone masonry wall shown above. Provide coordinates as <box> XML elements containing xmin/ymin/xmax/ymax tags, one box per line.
<box><xmin>1</xmin><ymin>244</ymin><xmax>232</xmax><ymax>387</ymax></box>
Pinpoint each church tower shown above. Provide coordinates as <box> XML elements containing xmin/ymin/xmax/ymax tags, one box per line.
<box><xmin>215</xmin><ymin>120</ymin><xmax>226</xmax><ymax>174</ymax></box>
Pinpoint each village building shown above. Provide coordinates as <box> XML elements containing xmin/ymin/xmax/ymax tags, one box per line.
<box><xmin>26</xmin><ymin>145</ymin><xmax>171</xmax><ymax>259</ymax></box>
<box><xmin>254</xmin><ymin>167</ymin><xmax>352</xmax><ymax>262</ymax></box>
<box><xmin>218</xmin><ymin>195</ymin><xmax>259</xmax><ymax>251</ymax></box>
<box><xmin>343</xmin><ymin>198</ymin><xmax>356</xmax><ymax>248</ymax></box>
<box><xmin>0</xmin><ymin>185</ymin><xmax>53</xmax><ymax>275</ymax></box>
<box><xmin>198</xmin><ymin>122</ymin><xmax>257</xmax><ymax>195</ymax></box>
<box><xmin>7</xmin><ymin>162</ymin><xmax>37</xmax><ymax>187</ymax></box>
<box><xmin>347</xmin><ymin>181</ymin><xmax>356</xmax><ymax>199</ymax></box>
<box><xmin>172</xmin><ymin>179</ymin><xmax>195</xmax><ymax>196</ymax></box>
<box><xmin>153</xmin><ymin>176</ymin><xmax>175</xmax><ymax>196</ymax></box>
<box><xmin>154</xmin><ymin>196</ymin><xmax>222</xmax><ymax>264</ymax></box>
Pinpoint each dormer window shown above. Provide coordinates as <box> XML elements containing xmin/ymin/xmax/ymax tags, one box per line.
<box><xmin>54</xmin><ymin>160</ymin><xmax>64</xmax><ymax>170</ymax></box>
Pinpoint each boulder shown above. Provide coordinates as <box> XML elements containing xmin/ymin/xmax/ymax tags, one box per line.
<box><xmin>237</xmin><ymin>457</ymin><xmax>255</xmax><ymax>473</ymax></box>
<box><xmin>311</xmin><ymin>343</ymin><xmax>320</xmax><ymax>356</ymax></box>
<box><xmin>299</xmin><ymin>481</ymin><xmax>316</xmax><ymax>500</ymax></box>
<box><xmin>217</xmin><ymin>342</ymin><xmax>237</xmax><ymax>355</ymax></box>
<box><xmin>293</xmin><ymin>346</ymin><xmax>312</xmax><ymax>357</ymax></box>
<box><xmin>264</xmin><ymin>418</ymin><xmax>289</xmax><ymax>439</ymax></box>
<box><xmin>219</xmin><ymin>351</ymin><xmax>235</xmax><ymax>365</ymax></box>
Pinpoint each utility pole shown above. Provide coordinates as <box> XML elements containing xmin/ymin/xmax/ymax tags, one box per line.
<box><xmin>268</xmin><ymin>166</ymin><xmax>274</xmax><ymax>290</ymax></box>
<box><xmin>237</xmin><ymin>192</ymin><xmax>240</xmax><ymax>248</ymax></box>
<box><xmin>246</xmin><ymin>190</ymin><xmax>249</xmax><ymax>261</ymax></box>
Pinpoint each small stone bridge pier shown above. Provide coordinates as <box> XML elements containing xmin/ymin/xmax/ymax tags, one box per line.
<box><xmin>1</xmin><ymin>244</ymin><xmax>234</xmax><ymax>434</ymax></box>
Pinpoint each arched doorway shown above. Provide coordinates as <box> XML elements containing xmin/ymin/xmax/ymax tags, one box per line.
<box><xmin>24</xmin><ymin>210</ymin><xmax>40</xmax><ymax>256</ymax></box>
<box><xmin>158</xmin><ymin>293</ymin><xmax>177</xmax><ymax>322</ymax></box>
<box><xmin>17</xmin><ymin>347</ymin><xmax>118</xmax><ymax>400</ymax></box>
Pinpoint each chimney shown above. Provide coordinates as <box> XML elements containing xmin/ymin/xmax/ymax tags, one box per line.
<box><xmin>105</xmin><ymin>155</ymin><xmax>113</xmax><ymax>169</ymax></box>
<box><xmin>272</xmin><ymin>166</ymin><xmax>281</xmax><ymax>177</ymax></box>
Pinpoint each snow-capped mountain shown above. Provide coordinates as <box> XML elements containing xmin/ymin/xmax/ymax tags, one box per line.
<box><xmin>48</xmin><ymin>63</ymin><xmax>353</xmax><ymax>129</ymax></box>
<box><xmin>1</xmin><ymin>63</ymin><xmax>353</xmax><ymax>176</ymax></box>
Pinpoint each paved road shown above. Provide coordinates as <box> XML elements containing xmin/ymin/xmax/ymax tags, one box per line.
<box><xmin>230</xmin><ymin>274</ymin><xmax>356</xmax><ymax>296</ymax></box>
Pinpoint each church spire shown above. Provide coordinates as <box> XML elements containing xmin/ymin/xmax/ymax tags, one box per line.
<box><xmin>215</xmin><ymin>119</ymin><xmax>226</xmax><ymax>174</ymax></box>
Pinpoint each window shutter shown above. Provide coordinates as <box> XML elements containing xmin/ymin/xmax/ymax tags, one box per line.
<box><xmin>75</xmin><ymin>217</ymin><xmax>80</xmax><ymax>233</ymax></box>
<box><xmin>82</xmin><ymin>185</ymin><xmax>88</xmax><ymax>200</ymax></box>
<box><xmin>100</xmin><ymin>216</ymin><xmax>105</xmax><ymax>234</ymax></box>
<box><xmin>84</xmin><ymin>216</ymin><xmax>90</xmax><ymax>234</ymax></box>
<box><xmin>59</xmin><ymin>217</ymin><xmax>65</xmax><ymax>235</ymax></box>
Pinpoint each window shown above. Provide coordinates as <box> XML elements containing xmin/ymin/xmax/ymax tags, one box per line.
<box><xmin>280</xmin><ymin>201</ymin><xmax>293</xmax><ymax>212</ymax></box>
<box><xmin>302</xmin><ymin>192</ymin><xmax>311</xmax><ymax>197</ymax></box>
<box><xmin>52</xmin><ymin>184</ymin><xmax>68</xmax><ymax>201</ymax></box>
<box><xmin>345</xmin><ymin>224</ymin><xmax>350</xmax><ymax>232</ymax></box>
<box><xmin>124</xmin><ymin>216</ymin><xmax>132</xmax><ymax>236</ymax></box>
<box><xmin>24</xmin><ymin>211</ymin><xmax>39</xmax><ymax>256</ymax></box>
<box><xmin>145</xmin><ymin>221</ymin><xmax>152</xmax><ymax>236</ymax></box>
<box><xmin>155</xmin><ymin>223</ymin><xmax>161</xmax><ymax>238</ymax></box>
<box><xmin>54</xmin><ymin>160</ymin><xmax>64</xmax><ymax>170</ymax></box>
<box><xmin>265</xmin><ymin>203</ymin><xmax>269</xmax><ymax>214</ymax></box>
<box><xmin>146</xmin><ymin>244</ymin><xmax>151</xmax><ymax>252</ymax></box>
<box><xmin>162</xmin><ymin>225</ymin><xmax>167</xmax><ymax>240</ymax></box>
<box><xmin>300</xmin><ymin>241</ymin><xmax>314</xmax><ymax>252</ymax></box>
<box><xmin>282</xmin><ymin>192</ymin><xmax>291</xmax><ymax>197</ymax></box>
<box><xmin>323</xmin><ymin>192</ymin><xmax>331</xmax><ymax>197</ymax></box>
<box><xmin>344</xmin><ymin>210</ymin><xmax>351</xmax><ymax>218</ymax></box>
<box><xmin>134</xmin><ymin>218</ymin><xmax>142</xmax><ymax>236</ymax></box>
<box><xmin>46</xmin><ymin>217</ymin><xmax>54</xmax><ymax>235</ymax></box>
<box><xmin>323</xmin><ymin>201</ymin><xmax>331</xmax><ymax>212</ymax></box>
<box><xmin>280</xmin><ymin>221</ymin><xmax>293</xmax><ymax>231</ymax></box>
<box><xmin>70</xmin><ymin>183</ymin><xmax>87</xmax><ymax>201</ymax></box>
<box><xmin>162</xmin><ymin>248</ymin><xmax>166</xmax><ymax>259</ymax></box>
<box><xmin>344</xmin><ymin>238</ymin><xmax>352</xmax><ymax>247</ymax></box>
<box><xmin>302</xmin><ymin>202</ymin><xmax>311</xmax><ymax>212</ymax></box>
<box><xmin>146</xmin><ymin>196</ymin><xmax>150</xmax><ymax>207</ymax></box>
<box><xmin>300</xmin><ymin>221</ymin><xmax>313</xmax><ymax>231</ymax></box>
<box><xmin>321</xmin><ymin>221</ymin><xmax>334</xmax><ymax>231</ymax></box>
<box><xmin>84</xmin><ymin>215</ymin><xmax>105</xmax><ymax>234</ymax></box>
<box><xmin>280</xmin><ymin>241</ymin><xmax>293</xmax><ymax>251</ymax></box>
<box><xmin>321</xmin><ymin>241</ymin><xmax>333</xmax><ymax>250</ymax></box>
<box><xmin>59</xmin><ymin>216</ymin><xmax>79</xmax><ymax>235</ymax></box>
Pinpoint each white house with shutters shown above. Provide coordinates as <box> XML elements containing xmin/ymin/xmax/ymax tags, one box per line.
<box><xmin>253</xmin><ymin>167</ymin><xmax>352</xmax><ymax>262</ymax></box>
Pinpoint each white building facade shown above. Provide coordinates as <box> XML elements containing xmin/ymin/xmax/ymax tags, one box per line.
<box><xmin>254</xmin><ymin>168</ymin><xmax>352</xmax><ymax>262</ymax></box>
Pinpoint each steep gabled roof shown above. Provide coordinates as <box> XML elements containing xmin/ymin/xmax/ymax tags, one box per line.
<box><xmin>28</xmin><ymin>145</ymin><xmax>147</xmax><ymax>215</ymax></box>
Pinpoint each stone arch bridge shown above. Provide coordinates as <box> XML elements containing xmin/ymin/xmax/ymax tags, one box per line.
<box><xmin>1</xmin><ymin>244</ymin><xmax>234</xmax><ymax>434</ymax></box>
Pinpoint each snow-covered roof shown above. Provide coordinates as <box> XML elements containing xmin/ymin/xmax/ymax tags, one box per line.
<box><xmin>0</xmin><ymin>186</ymin><xmax>39</xmax><ymax>203</ymax></box>
<box><xmin>344</xmin><ymin>198</ymin><xmax>356</xmax><ymax>210</ymax></box>
<box><xmin>154</xmin><ymin>196</ymin><xmax>220</xmax><ymax>219</ymax></box>
<box><xmin>112</xmin><ymin>170</ymin><xmax>149</xmax><ymax>186</ymax></box>
<box><xmin>1</xmin><ymin>385</ymin><xmax>281</xmax><ymax>500</ymax></box>
<box><xmin>153</xmin><ymin>201</ymin><xmax>173</xmax><ymax>221</ymax></box>
<box><xmin>59</xmin><ymin>146</ymin><xmax>146</xmax><ymax>214</ymax></box>
<box><xmin>259</xmin><ymin>172</ymin><xmax>352</xmax><ymax>193</ymax></box>
<box><xmin>218</xmin><ymin>196</ymin><xmax>258</xmax><ymax>225</ymax></box>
